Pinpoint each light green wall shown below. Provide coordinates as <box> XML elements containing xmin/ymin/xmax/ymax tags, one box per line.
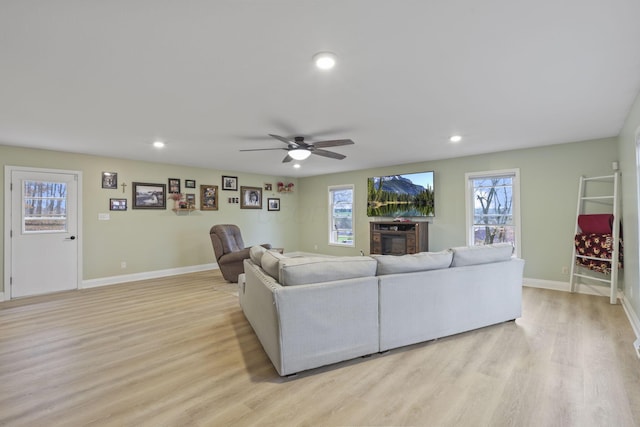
<box><xmin>617</xmin><ymin>90</ymin><xmax>640</xmax><ymax>318</ymax></box>
<box><xmin>298</xmin><ymin>138</ymin><xmax>619</xmax><ymax>282</ymax></box>
<box><xmin>1</xmin><ymin>136</ymin><xmax>629</xmax><ymax>299</ymax></box>
<box><xmin>0</xmin><ymin>144</ymin><xmax>299</xmax><ymax>290</ymax></box>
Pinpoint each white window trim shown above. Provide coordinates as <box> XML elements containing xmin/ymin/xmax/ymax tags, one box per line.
<box><xmin>328</xmin><ymin>184</ymin><xmax>355</xmax><ymax>247</ymax></box>
<box><xmin>464</xmin><ymin>168</ymin><xmax>521</xmax><ymax>258</ymax></box>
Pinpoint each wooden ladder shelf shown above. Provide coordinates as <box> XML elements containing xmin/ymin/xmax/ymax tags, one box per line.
<box><xmin>569</xmin><ymin>173</ymin><xmax>620</xmax><ymax>304</ymax></box>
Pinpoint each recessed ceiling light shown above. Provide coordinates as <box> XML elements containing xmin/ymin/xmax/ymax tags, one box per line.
<box><xmin>449</xmin><ymin>135</ymin><xmax>462</xmax><ymax>143</ymax></box>
<box><xmin>313</xmin><ymin>52</ymin><xmax>337</xmax><ymax>70</ymax></box>
<box><xmin>293</xmin><ymin>164</ymin><xmax>301</xmax><ymax>169</ymax></box>
<box><xmin>153</xmin><ymin>140</ymin><xmax>165</xmax><ymax>148</ymax></box>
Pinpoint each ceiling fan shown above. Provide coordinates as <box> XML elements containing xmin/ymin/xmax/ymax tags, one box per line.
<box><xmin>240</xmin><ymin>134</ymin><xmax>355</xmax><ymax>163</ymax></box>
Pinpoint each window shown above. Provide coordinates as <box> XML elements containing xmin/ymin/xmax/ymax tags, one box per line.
<box><xmin>22</xmin><ymin>180</ymin><xmax>68</xmax><ymax>233</ymax></box>
<box><xmin>465</xmin><ymin>169</ymin><xmax>521</xmax><ymax>256</ymax></box>
<box><xmin>329</xmin><ymin>185</ymin><xmax>354</xmax><ymax>246</ymax></box>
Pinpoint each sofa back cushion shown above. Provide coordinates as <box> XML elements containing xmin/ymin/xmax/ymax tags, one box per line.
<box><xmin>261</xmin><ymin>250</ymin><xmax>287</xmax><ymax>281</ymax></box>
<box><xmin>279</xmin><ymin>256</ymin><xmax>377</xmax><ymax>286</ymax></box>
<box><xmin>450</xmin><ymin>243</ymin><xmax>514</xmax><ymax>267</ymax></box>
<box><xmin>372</xmin><ymin>250</ymin><xmax>453</xmax><ymax>275</ymax></box>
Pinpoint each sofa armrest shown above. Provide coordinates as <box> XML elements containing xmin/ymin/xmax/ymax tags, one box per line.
<box><xmin>219</xmin><ymin>248</ymin><xmax>251</xmax><ymax>265</ymax></box>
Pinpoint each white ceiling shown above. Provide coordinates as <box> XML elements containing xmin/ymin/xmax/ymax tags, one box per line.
<box><xmin>2</xmin><ymin>1</ymin><xmax>640</xmax><ymax>177</ymax></box>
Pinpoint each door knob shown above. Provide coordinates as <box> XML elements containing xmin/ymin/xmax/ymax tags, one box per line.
<box><xmin>66</xmin><ymin>235</ymin><xmax>76</xmax><ymax>240</ymax></box>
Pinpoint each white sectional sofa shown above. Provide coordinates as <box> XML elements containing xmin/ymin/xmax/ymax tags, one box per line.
<box><xmin>239</xmin><ymin>244</ymin><xmax>525</xmax><ymax>376</ymax></box>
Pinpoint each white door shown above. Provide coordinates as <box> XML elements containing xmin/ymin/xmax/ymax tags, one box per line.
<box><xmin>8</xmin><ymin>168</ymin><xmax>81</xmax><ymax>298</ymax></box>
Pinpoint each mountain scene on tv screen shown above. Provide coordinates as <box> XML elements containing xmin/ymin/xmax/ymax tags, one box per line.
<box><xmin>367</xmin><ymin>174</ymin><xmax>434</xmax><ymax>217</ymax></box>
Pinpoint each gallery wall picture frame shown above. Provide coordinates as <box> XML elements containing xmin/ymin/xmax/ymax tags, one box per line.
<box><xmin>200</xmin><ymin>185</ymin><xmax>219</xmax><ymax>210</ymax></box>
<box><xmin>240</xmin><ymin>186</ymin><xmax>262</xmax><ymax>209</ymax></box>
<box><xmin>132</xmin><ymin>182</ymin><xmax>167</xmax><ymax>209</ymax></box>
<box><xmin>267</xmin><ymin>198</ymin><xmax>280</xmax><ymax>211</ymax></box>
<box><xmin>110</xmin><ymin>198</ymin><xmax>127</xmax><ymax>211</ymax></box>
<box><xmin>222</xmin><ymin>175</ymin><xmax>238</xmax><ymax>191</ymax></box>
<box><xmin>168</xmin><ymin>178</ymin><xmax>181</xmax><ymax>194</ymax></box>
<box><xmin>102</xmin><ymin>172</ymin><xmax>118</xmax><ymax>189</ymax></box>
<box><xmin>185</xmin><ymin>193</ymin><xmax>196</xmax><ymax>209</ymax></box>
<box><xmin>264</xmin><ymin>183</ymin><xmax>272</xmax><ymax>191</ymax></box>
<box><xmin>185</xmin><ymin>179</ymin><xmax>196</xmax><ymax>188</ymax></box>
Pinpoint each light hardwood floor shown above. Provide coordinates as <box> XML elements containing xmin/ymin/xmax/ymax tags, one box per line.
<box><xmin>1</xmin><ymin>270</ymin><xmax>639</xmax><ymax>427</ymax></box>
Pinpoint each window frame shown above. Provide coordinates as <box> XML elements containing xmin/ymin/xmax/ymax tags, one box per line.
<box><xmin>328</xmin><ymin>184</ymin><xmax>355</xmax><ymax>247</ymax></box>
<box><xmin>464</xmin><ymin>169</ymin><xmax>521</xmax><ymax>257</ymax></box>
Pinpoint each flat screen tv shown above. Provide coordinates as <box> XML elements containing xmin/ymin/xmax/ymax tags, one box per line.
<box><xmin>367</xmin><ymin>171</ymin><xmax>434</xmax><ymax>217</ymax></box>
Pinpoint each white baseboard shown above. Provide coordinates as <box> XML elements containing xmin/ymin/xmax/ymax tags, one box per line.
<box><xmin>621</xmin><ymin>295</ymin><xmax>640</xmax><ymax>350</ymax></box>
<box><xmin>523</xmin><ymin>277</ymin><xmax>620</xmax><ymax>298</ymax></box>
<box><xmin>525</xmin><ymin>277</ymin><xmax>640</xmax><ymax>358</ymax></box>
<box><xmin>523</xmin><ymin>277</ymin><xmax>569</xmax><ymax>292</ymax></box>
<box><xmin>82</xmin><ymin>263</ymin><xmax>219</xmax><ymax>289</ymax></box>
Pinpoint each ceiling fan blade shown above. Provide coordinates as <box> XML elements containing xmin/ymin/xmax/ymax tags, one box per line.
<box><xmin>282</xmin><ymin>154</ymin><xmax>294</xmax><ymax>163</ymax></box>
<box><xmin>239</xmin><ymin>148</ymin><xmax>287</xmax><ymax>152</ymax></box>
<box><xmin>268</xmin><ymin>134</ymin><xmax>298</xmax><ymax>146</ymax></box>
<box><xmin>311</xmin><ymin>149</ymin><xmax>347</xmax><ymax>160</ymax></box>
<box><xmin>311</xmin><ymin>139</ymin><xmax>355</xmax><ymax>148</ymax></box>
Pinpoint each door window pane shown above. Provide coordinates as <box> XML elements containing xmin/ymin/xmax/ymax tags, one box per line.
<box><xmin>23</xmin><ymin>180</ymin><xmax>68</xmax><ymax>233</ymax></box>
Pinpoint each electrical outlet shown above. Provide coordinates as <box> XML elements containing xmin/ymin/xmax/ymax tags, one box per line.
<box><xmin>314</xmin><ymin>244</ymin><xmax>318</xmax><ymax>250</ymax></box>
<box><xmin>121</xmin><ymin>261</ymin><xmax>127</xmax><ymax>269</ymax></box>
<box><xmin>562</xmin><ymin>266</ymin><xmax>569</xmax><ymax>274</ymax></box>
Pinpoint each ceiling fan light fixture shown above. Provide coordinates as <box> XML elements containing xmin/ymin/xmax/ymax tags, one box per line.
<box><xmin>313</xmin><ymin>52</ymin><xmax>337</xmax><ymax>70</ymax></box>
<box><xmin>289</xmin><ymin>148</ymin><xmax>312</xmax><ymax>160</ymax></box>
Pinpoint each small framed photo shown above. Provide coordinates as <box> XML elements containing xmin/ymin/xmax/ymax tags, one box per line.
<box><xmin>185</xmin><ymin>179</ymin><xmax>196</xmax><ymax>188</ymax></box>
<box><xmin>264</xmin><ymin>183</ymin><xmax>272</xmax><ymax>191</ymax></box>
<box><xmin>222</xmin><ymin>175</ymin><xmax>238</xmax><ymax>191</ymax></box>
<box><xmin>110</xmin><ymin>198</ymin><xmax>127</xmax><ymax>211</ymax></box>
<box><xmin>168</xmin><ymin>178</ymin><xmax>181</xmax><ymax>194</ymax></box>
<box><xmin>185</xmin><ymin>193</ymin><xmax>196</xmax><ymax>209</ymax></box>
<box><xmin>102</xmin><ymin>172</ymin><xmax>117</xmax><ymax>189</ymax></box>
<box><xmin>200</xmin><ymin>185</ymin><xmax>219</xmax><ymax>210</ymax></box>
<box><xmin>132</xmin><ymin>182</ymin><xmax>166</xmax><ymax>209</ymax></box>
<box><xmin>267</xmin><ymin>198</ymin><xmax>280</xmax><ymax>211</ymax></box>
<box><xmin>241</xmin><ymin>186</ymin><xmax>262</xmax><ymax>209</ymax></box>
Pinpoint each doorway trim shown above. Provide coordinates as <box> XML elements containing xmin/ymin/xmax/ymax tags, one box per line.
<box><xmin>3</xmin><ymin>165</ymin><xmax>83</xmax><ymax>301</ymax></box>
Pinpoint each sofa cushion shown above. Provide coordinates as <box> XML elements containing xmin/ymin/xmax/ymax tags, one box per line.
<box><xmin>372</xmin><ymin>250</ymin><xmax>453</xmax><ymax>275</ymax></box>
<box><xmin>249</xmin><ymin>245</ymin><xmax>268</xmax><ymax>266</ymax></box>
<box><xmin>279</xmin><ymin>256</ymin><xmax>377</xmax><ymax>286</ymax></box>
<box><xmin>261</xmin><ymin>250</ymin><xmax>287</xmax><ymax>281</ymax></box>
<box><xmin>450</xmin><ymin>243</ymin><xmax>514</xmax><ymax>267</ymax></box>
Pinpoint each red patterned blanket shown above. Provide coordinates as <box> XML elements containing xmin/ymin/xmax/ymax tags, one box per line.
<box><xmin>574</xmin><ymin>233</ymin><xmax>623</xmax><ymax>274</ymax></box>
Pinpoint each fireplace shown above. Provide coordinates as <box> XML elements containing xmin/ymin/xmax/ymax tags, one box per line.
<box><xmin>370</xmin><ymin>221</ymin><xmax>429</xmax><ymax>255</ymax></box>
<box><xmin>382</xmin><ymin>235</ymin><xmax>407</xmax><ymax>255</ymax></box>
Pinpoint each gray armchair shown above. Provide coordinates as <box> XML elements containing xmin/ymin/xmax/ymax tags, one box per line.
<box><xmin>209</xmin><ymin>224</ymin><xmax>271</xmax><ymax>282</ymax></box>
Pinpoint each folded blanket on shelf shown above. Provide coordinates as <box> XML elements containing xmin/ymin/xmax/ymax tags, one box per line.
<box><xmin>577</xmin><ymin>214</ymin><xmax>614</xmax><ymax>234</ymax></box>
<box><xmin>574</xmin><ymin>232</ymin><xmax>623</xmax><ymax>273</ymax></box>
